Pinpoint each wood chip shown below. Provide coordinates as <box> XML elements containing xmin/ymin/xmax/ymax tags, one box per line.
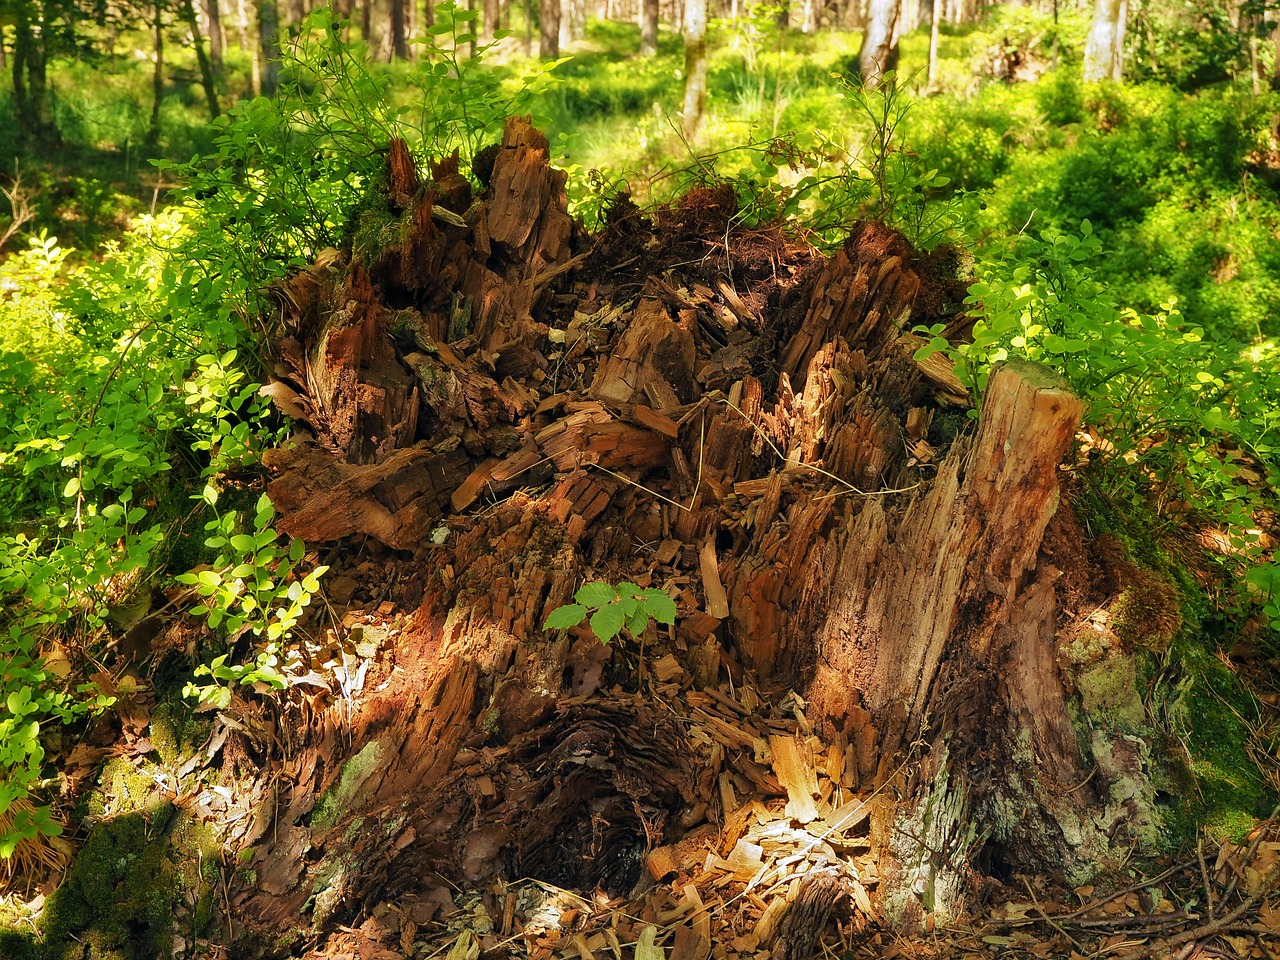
<box><xmin>699</xmin><ymin>538</ymin><xmax>730</xmax><ymax>619</ymax></box>
<box><xmin>770</xmin><ymin>736</ymin><xmax>820</xmax><ymax>824</ymax></box>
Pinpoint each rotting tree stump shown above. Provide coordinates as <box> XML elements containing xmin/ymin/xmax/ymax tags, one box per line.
<box><xmin>230</xmin><ymin>116</ymin><xmax>1138</xmax><ymax>957</ymax></box>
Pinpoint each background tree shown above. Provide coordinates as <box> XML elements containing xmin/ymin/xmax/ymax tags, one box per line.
<box><xmin>682</xmin><ymin>0</ymin><xmax>707</xmax><ymax>135</ymax></box>
<box><xmin>1274</xmin><ymin>17</ymin><xmax>1280</xmax><ymax>88</ymax></box>
<box><xmin>858</xmin><ymin>0</ymin><xmax>901</xmax><ymax>86</ymax></box>
<box><xmin>257</xmin><ymin>0</ymin><xmax>280</xmax><ymax>94</ymax></box>
<box><xmin>540</xmin><ymin>0</ymin><xmax>559</xmax><ymax>56</ymax></box>
<box><xmin>927</xmin><ymin>0</ymin><xmax>941</xmax><ymax>85</ymax></box>
<box><xmin>1083</xmin><ymin>0</ymin><xmax>1126</xmax><ymax>79</ymax></box>
<box><xmin>639</xmin><ymin>0</ymin><xmax>657</xmax><ymax>55</ymax></box>
<box><xmin>558</xmin><ymin>0</ymin><xmax>583</xmax><ymax>47</ymax></box>
<box><xmin>205</xmin><ymin>0</ymin><xmax>223</xmax><ymax>68</ymax></box>
<box><xmin>390</xmin><ymin>0</ymin><xmax>409</xmax><ymax>57</ymax></box>
<box><xmin>482</xmin><ymin>0</ymin><xmax>500</xmax><ymax>42</ymax></box>
<box><xmin>181</xmin><ymin>0</ymin><xmax>221</xmax><ymax>117</ymax></box>
<box><xmin>146</xmin><ymin>0</ymin><xmax>165</xmax><ymax>149</ymax></box>
<box><xmin>5</xmin><ymin>0</ymin><xmax>71</xmax><ymax>144</ymax></box>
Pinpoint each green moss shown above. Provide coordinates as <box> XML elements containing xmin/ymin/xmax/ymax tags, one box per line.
<box><xmin>1164</xmin><ymin>655</ymin><xmax>1273</xmax><ymax>841</ymax></box>
<box><xmin>0</xmin><ymin>928</ymin><xmax>42</xmax><ymax>960</ymax></box>
<box><xmin>167</xmin><ymin>811</ymin><xmax>222</xmax><ymax>931</ymax></box>
<box><xmin>1061</xmin><ymin>509</ymin><xmax>1275</xmax><ymax>853</ymax></box>
<box><xmin>41</xmin><ymin>809</ymin><xmax>177</xmax><ymax>960</ymax></box>
<box><xmin>1112</xmin><ymin>571</ymin><xmax>1183</xmax><ymax>653</ymax></box>
<box><xmin>86</xmin><ymin>758</ymin><xmax>165</xmax><ymax>820</ymax></box>
<box><xmin>348</xmin><ymin>187</ymin><xmax>413</xmax><ymax>267</ymax></box>
<box><xmin>1076</xmin><ymin>657</ymin><xmax>1146</xmax><ymax>732</ymax></box>
<box><xmin>310</xmin><ymin>740</ymin><xmax>385</xmax><ymax>836</ymax></box>
<box><xmin>31</xmin><ymin>798</ymin><xmax>224</xmax><ymax>960</ymax></box>
<box><xmin>148</xmin><ymin>700</ymin><xmax>210</xmax><ymax>767</ymax></box>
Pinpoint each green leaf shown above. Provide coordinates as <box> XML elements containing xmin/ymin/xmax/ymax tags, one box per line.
<box><xmin>575</xmin><ymin>582</ymin><xmax>618</xmax><ymax>608</ymax></box>
<box><xmin>590</xmin><ymin>604</ymin><xmax>625</xmax><ymax>644</ymax></box>
<box><xmin>626</xmin><ymin>610</ymin><xmax>649</xmax><ymax>637</ymax></box>
<box><xmin>640</xmin><ymin>591</ymin><xmax>677</xmax><ymax>625</ymax></box>
<box><xmin>543</xmin><ymin>604</ymin><xmax>587</xmax><ymax>630</ymax></box>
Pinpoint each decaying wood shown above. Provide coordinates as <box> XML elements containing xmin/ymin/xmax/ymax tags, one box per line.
<box><xmin>230</xmin><ymin>119</ymin><xmax>1156</xmax><ymax>958</ymax></box>
<box><xmin>264</xmin><ymin>441</ymin><xmax>470</xmax><ymax>549</ymax></box>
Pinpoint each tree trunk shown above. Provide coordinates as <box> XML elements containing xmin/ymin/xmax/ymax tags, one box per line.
<box><xmin>1051</xmin><ymin>0</ymin><xmax>1059</xmax><ymax>68</ymax></box>
<box><xmin>147</xmin><ymin>1</ymin><xmax>165</xmax><ymax>152</ymax></box>
<box><xmin>11</xmin><ymin>7</ymin><xmax>31</xmax><ymax>140</ymax></box>
<box><xmin>1083</xmin><ymin>0</ymin><xmax>1126</xmax><ymax>81</ymax></box>
<box><xmin>557</xmin><ymin>0</ymin><xmax>571</xmax><ymax>47</ymax></box>
<box><xmin>257</xmin><ymin>0</ymin><xmax>282</xmax><ymax>95</ymax></box>
<box><xmin>557</xmin><ymin>0</ymin><xmax>582</xmax><ymax>47</ymax></box>
<box><xmin>236</xmin><ymin>0</ymin><xmax>253</xmax><ymax>52</ymax></box>
<box><xmin>927</xmin><ymin>0</ymin><xmax>940</xmax><ymax>86</ymax></box>
<box><xmin>682</xmin><ymin>0</ymin><xmax>707</xmax><ymax>137</ymax></box>
<box><xmin>639</xmin><ymin>0</ymin><xmax>658</xmax><ymax>55</ymax></box>
<box><xmin>539</xmin><ymin>0</ymin><xmax>560</xmax><ymax>56</ymax></box>
<box><xmin>858</xmin><ymin>0</ymin><xmax>901</xmax><ymax>87</ymax></box>
<box><xmin>390</xmin><ymin>0</ymin><xmax>409</xmax><ymax>56</ymax></box>
<box><xmin>206</xmin><ymin>0</ymin><xmax>225</xmax><ymax>69</ymax></box>
<box><xmin>182</xmin><ymin>0</ymin><xmax>222</xmax><ymax>118</ymax></box>
<box><xmin>12</xmin><ymin>0</ymin><xmax>56</xmax><ymax>145</ymax></box>
<box><xmin>216</xmin><ymin>122</ymin><xmax>1157</xmax><ymax>960</ymax></box>
<box><xmin>483</xmin><ymin>0</ymin><xmax>501</xmax><ymax>40</ymax></box>
<box><xmin>1271</xmin><ymin>18</ymin><xmax>1280</xmax><ymax>91</ymax></box>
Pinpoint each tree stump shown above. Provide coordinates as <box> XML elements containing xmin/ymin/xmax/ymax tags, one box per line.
<box><xmin>234</xmin><ymin>122</ymin><xmax>1144</xmax><ymax>955</ymax></box>
<box><xmin>807</xmin><ymin>358</ymin><xmax>1091</xmax><ymax>924</ymax></box>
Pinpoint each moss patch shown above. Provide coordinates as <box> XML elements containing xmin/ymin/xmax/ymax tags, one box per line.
<box><xmin>310</xmin><ymin>739</ymin><xmax>385</xmax><ymax>837</ymax></box>
<box><xmin>41</xmin><ymin>808</ymin><xmax>178</xmax><ymax>960</ymax></box>
<box><xmin>0</xmin><ymin>928</ymin><xmax>42</xmax><ymax>960</ymax></box>
<box><xmin>29</xmin><ymin>801</ymin><xmax>222</xmax><ymax>959</ymax></box>
<box><xmin>1077</xmin><ymin>656</ymin><xmax>1146</xmax><ymax>731</ymax></box>
<box><xmin>148</xmin><ymin>700</ymin><xmax>211</xmax><ymax>767</ymax></box>
<box><xmin>1163</xmin><ymin>653</ymin><xmax>1273</xmax><ymax>842</ymax></box>
<box><xmin>84</xmin><ymin>757</ymin><xmax>165</xmax><ymax>821</ymax></box>
<box><xmin>1112</xmin><ymin>571</ymin><xmax>1183</xmax><ymax>653</ymax></box>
